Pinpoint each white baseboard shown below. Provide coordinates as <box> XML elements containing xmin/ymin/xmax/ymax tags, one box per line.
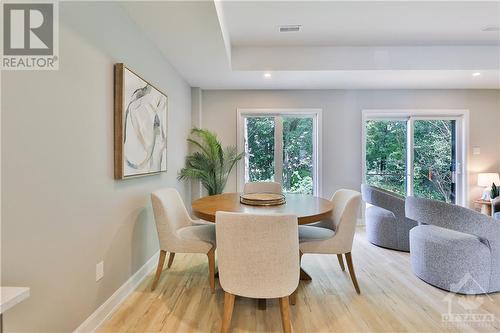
<box><xmin>74</xmin><ymin>251</ymin><xmax>159</xmax><ymax>333</ymax></box>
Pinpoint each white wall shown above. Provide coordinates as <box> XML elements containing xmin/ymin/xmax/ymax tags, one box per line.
<box><xmin>1</xmin><ymin>3</ymin><xmax>191</xmax><ymax>331</ymax></box>
<box><xmin>201</xmin><ymin>89</ymin><xmax>500</xmax><ymax>205</ymax></box>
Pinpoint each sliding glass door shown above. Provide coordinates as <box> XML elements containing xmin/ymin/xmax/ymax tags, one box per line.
<box><xmin>364</xmin><ymin>112</ymin><xmax>465</xmax><ymax>204</ymax></box>
<box><xmin>411</xmin><ymin>119</ymin><xmax>457</xmax><ymax>203</ymax></box>
<box><xmin>239</xmin><ymin>109</ymin><xmax>321</xmax><ymax>195</ymax></box>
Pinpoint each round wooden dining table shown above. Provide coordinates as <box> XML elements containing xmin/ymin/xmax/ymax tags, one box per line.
<box><xmin>191</xmin><ymin>192</ymin><xmax>333</xmax><ymax>225</ymax></box>
<box><xmin>192</xmin><ymin>192</ymin><xmax>333</xmax><ymax>310</ymax></box>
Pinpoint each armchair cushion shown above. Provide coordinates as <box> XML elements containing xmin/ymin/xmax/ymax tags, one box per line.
<box><xmin>365</xmin><ymin>205</ymin><xmax>399</xmax><ymax>250</ymax></box>
<box><xmin>361</xmin><ymin>184</ymin><xmax>417</xmax><ymax>251</ymax></box>
<box><xmin>410</xmin><ymin>225</ymin><xmax>491</xmax><ymax>294</ymax></box>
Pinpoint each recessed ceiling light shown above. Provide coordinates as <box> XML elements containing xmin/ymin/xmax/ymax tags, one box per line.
<box><xmin>264</xmin><ymin>73</ymin><xmax>272</xmax><ymax>78</ymax></box>
<box><xmin>472</xmin><ymin>72</ymin><xmax>481</xmax><ymax>77</ymax></box>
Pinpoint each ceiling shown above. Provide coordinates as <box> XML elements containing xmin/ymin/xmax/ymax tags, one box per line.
<box><xmin>121</xmin><ymin>1</ymin><xmax>500</xmax><ymax>89</ymax></box>
<box><xmin>224</xmin><ymin>1</ymin><xmax>500</xmax><ymax>46</ymax></box>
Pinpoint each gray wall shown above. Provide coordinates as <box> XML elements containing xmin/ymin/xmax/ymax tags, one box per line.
<box><xmin>1</xmin><ymin>3</ymin><xmax>191</xmax><ymax>332</ymax></box>
<box><xmin>201</xmin><ymin>89</ymin><xmax>500</xmax><ymax>205</ymax></box>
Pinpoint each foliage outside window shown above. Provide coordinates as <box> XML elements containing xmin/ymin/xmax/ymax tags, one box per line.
<box><xmin>365</xmin><ymin>119</ymin><xmax>455</xmax><ymax>203</ymax></box>
<box><xmin>365</xmin><ymin>120</ymin><xmax>407</xmax><ymax>196</ymax></box>
<box><xmin>282</xmin><ymin>118</ymin><xmax>313</xmax><ymax>194</ymax></box>
<box><xmin>245</xmin><ymin>116</ymin><xmax>314</xmax><ymax>195</ymax></box>
<box><xmin>245</xmin><ymin>117</ymin><xmax>275</xmax><ymax>182</ymax></box>
<box><xmin>413</xmin><ymin>120</ymin><xmax>454</xmax><ymax>203</ymax></box>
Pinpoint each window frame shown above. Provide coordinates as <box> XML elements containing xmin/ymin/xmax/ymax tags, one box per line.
<box><xmin>362</xmin><ymin>109</ymin><xmax>469</xmax><ymax>207</ymax></box>
<box><xmin>236</xmin><ymin>108</ymin><xmax>323</xmax><ymax>196</ymax></box>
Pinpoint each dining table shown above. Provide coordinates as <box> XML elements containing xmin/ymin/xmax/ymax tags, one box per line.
<box><xmin>192</xmin><ymin>192</ymin><xmax>333</xmax><ymax>225</ymax></box>
<box><xmin>191</xmin><ymin>192</ymin><xmax>334</xmax><ymax>310</ymax></box>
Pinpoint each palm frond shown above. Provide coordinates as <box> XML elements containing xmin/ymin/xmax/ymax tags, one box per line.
<box><xmin>178</xmin><ymin>128</ymin><xmax>244</xmax><ymax>195</ymax></box>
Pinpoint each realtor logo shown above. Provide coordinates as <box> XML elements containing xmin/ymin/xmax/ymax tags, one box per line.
<box><xmin>1</xmin><ymin>1</ymin><xmax>58</xmax><ymax>70</ymax></box>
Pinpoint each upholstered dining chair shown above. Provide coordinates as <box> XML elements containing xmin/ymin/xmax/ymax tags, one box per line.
<box><xmin>243</xmin><ymin>181</ymin><xmax>282</xmax><ymax>194</ymax></box>
<box><xmin>150</xmin><ymin>188</ymin><xmax>216</xmax><ymax>292</ymax></box>
<box><xmin>298</xmin><ymin>189</ymin><xmax>362</xmax><ymax>295</ymax></box>
<box><xmin>216</xmin><ymin>212</ymin><xmax>299</xmax><ymax>333</ymax></box>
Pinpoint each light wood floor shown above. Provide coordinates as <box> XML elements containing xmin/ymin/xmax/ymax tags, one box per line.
<box><xmin>99</xmin><ymin>227</ymin><xmax>500</xmax><ymax>332</ymax></box>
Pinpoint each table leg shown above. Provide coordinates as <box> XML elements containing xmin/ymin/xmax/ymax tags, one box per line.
<box><xmin>258</xmin><ymin>299</ymin><xmax>267</xmax><ymax>310</ymax></box>
<box><xmin>300</xmin><ymin>267</ymin><xmax>312</xmax><ymax>281</ymax></box>
<box><xmin>482</xmin><ymin>204</ymin><xmax>492</xmax><ymax>216</ymax></box>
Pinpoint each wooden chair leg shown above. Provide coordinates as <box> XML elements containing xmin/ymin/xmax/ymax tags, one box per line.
<box><xmin>167</xmin><ymin>252</ymin><xmax>175</xmax><ymax>268</ymax></box>
<box><xmin>221</xmin><ymin>292</ymin><xmax>235</xmax><ymax>333</ymax></box>
<box><xmin>279</xmin><ymin>296</ymin><xmax>292</xmax><ymax>333</ymax></box>
<box><xmin>151</xmin><ymin>250</ymin><xmax>166</xmax><ymax>291</ymax></box>
<box><xmin>290</xmin><ymin>289</ymin><xmax>297</xmax><ymax>305</ymax></box>
<box><xmin>345</xmin><ymin>252</ymin><xmax>360</xmax><ymax>294</ymax></box>
<box><xmin>337</xmin><ymin>254</ymin><xmax>345</xmax><ymax>271</ymax></box>
<box><xmin>207</xmin><ymin>247</ymin><xmax>216</xmax><ymax>293</ymax></box>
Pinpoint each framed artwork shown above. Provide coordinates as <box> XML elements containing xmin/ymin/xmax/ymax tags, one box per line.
<box><xmin>114</xmin><ymin>63</ymin><xmax>168</xmax><ymax>179</ymax></box>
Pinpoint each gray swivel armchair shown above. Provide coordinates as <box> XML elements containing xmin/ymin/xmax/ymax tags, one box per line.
<box><xmin>361</xmin><ymin>184</ymin><xmax>417</xmax><ymax>252</ymax></box>
<box><xmin>492</xmin><ymin>196</ymin><xmax>500</xmax><ymax>220</ymax></box>
<box><xmin>406</xmin><ymin>197</ymin><xmax>500</xmax><ymax>294</ymax></box>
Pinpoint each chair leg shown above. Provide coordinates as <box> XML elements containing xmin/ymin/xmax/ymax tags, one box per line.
<box><xmin>290</xmin><ymin>288</ymin><xmax>297</xmax><ymax>305</ymax></box>
<box><xmin>345</xmin><ymin>252</ymin><xmax>360</xmax><ymax>294</ymax></box>
<box><xmin>279</xmin><ymin>296</ymin><xmax>292</xmax><ymax>333</ymax></box>
<box><xmin>207</xmin><ymin>247</ymin><xmax>216</xmax><ymax>293</ymax></box>
<box><xmin>151</xmin><ymin>250</ymin><xmax>166</xmax><ymax>291</ymax></box>
<box><xmin>337</xmin><ymin>254</ymin><xmax>345</xmax><ymax>271</ymax></box>
<box><xmin>221</xmin><ymin>292</ymin><xmax>235</xmax><ymax>333</ymax></box>
<box><xmin>167</xmin><ymin>252</ymin><xmax>175</xmax><ymax>268</ymax></box>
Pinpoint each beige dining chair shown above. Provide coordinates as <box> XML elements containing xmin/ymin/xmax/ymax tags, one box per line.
<box><xmin>243</xmin><ymin>181</ymin><xmax>282</xmax><ymax>194</ymax></box>
<box><xmin>297</xmin><ymin>189</ymin><xmax>362</xmax><ymax>295</ymax></box>
<box><xmin>150</xmin><ymin>188</ymin><xmax>216</xmax><ymax>293</ymax></box>
<box><xmin>216</xmin><ymin>212</ymin><xmax>299</xmax><ymax>333</ymax></box>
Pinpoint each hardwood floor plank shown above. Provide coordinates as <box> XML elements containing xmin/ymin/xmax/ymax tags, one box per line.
<box><xmin>98</xmin><ymin>227</ymin><xmax>500</xmax><ymax>333</ymax></box>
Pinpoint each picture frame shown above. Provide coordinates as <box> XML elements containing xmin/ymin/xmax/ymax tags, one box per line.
<box><xmin>114</xmin><ymin>63</ymin><xmax>168</xmax><ymax>179</ymax></box>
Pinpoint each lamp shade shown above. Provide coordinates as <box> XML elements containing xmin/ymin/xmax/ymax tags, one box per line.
<box><xmin>477</xmin><ymin>173</ymin><xmax>500</xmax><ymax>187</ymax></box>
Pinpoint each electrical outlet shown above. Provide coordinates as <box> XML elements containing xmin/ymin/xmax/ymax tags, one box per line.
<box><xmin>96</xmin><ymin>261</ymin><xmax>104</xmax><ymax>282</ymax></box>
<box><xmin>472</xmin><ymin>146</ymin><xmax>481</xmax><ymax>155</ymax></box>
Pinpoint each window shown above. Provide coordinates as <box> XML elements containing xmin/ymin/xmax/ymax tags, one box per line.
<box><xmin>237</xmin><ymin>109</ymin><xmax>321</xmax><ymax>195</ymax></box>
<box><xmin>363</xmin><ymin>110</ymin><xmax>468</xmax><ymax>205</ymax></box>
<box><xmin>365</xmin><ymin>120</ymin><xmax>407</xmax><ymax>196</ymax></box>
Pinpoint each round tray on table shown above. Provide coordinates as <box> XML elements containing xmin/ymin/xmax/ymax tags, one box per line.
<box><xmin>240</xmin><ymin>193</ymin><xmax>286</xmax><ymax>206</ymax></box>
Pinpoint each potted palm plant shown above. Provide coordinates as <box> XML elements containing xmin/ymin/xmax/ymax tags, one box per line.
<box><xmin>178</xmin><ymin>128</ymin><xmax>244</xmax><ymax>195</ymax></box>
<box><xmin>491</xmin><ymin>183</ymin><xmax>499</xmax><ymax>200</ymax></box>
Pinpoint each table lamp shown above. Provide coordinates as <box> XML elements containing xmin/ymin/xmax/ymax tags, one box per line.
<box><xmin>477</xmin><ymin>172</ymin><xmax>500</xmax><ymax>200</ymax></box>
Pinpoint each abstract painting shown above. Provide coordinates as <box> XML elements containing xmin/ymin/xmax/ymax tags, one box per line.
<box><xmin>114</xmin><ymin>63</ymin><xmax>168</xmax><ymax>179</ymax></box>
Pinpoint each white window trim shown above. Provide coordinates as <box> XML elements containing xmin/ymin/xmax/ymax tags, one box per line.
<box><xmin>236</xmin><ymin>108</ymin><xmax>323</xmax><ymax>196</ymax></box>
<box><xmin>361</xmin><ymin>109</ymin><xmax>470</xmax><ymax>207</ymax></box>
